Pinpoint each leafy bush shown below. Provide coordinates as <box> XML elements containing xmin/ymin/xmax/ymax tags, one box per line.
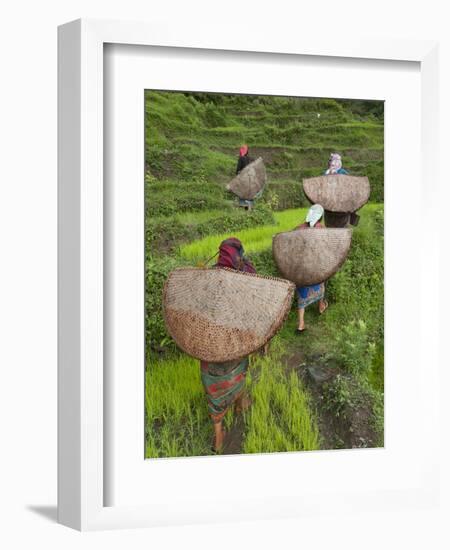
<box><xmin>322</xmin><ymin>374</ymin><xmax>356</xmax><ymax>419</ymax></box>
<box><xmin>322</xmin><ymin>372</ymin><xmax>384</xmax><ymax>442</ymax></box>
<box><xmin>325</xmin><ymin>205</ymin><xmax>384</xmax><ymax>343</ymax></box>
<box><xmin>264</xmin><ymin>181</ymin><xmax>308</xmax><ymax>210</ymax></box>
<box><xmin>247</xmin><ymin>248</ymin><xmax>278</xmax><ymax>277</ymax></box>
<box><xmin>333</xmin><ymin>320</ymin><xmax>376</xmax><ymax>377</ymax></box>
<box><xmin>145</xmin><ymin>255</ymin><xmax>185</xmax><ymax>351</ymax></box>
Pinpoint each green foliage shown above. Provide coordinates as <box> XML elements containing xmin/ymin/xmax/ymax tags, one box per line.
<box><xmin>263</xmin><ymin>180</ymin><xmax>308</xmax><ymax>210</ymax></box>
<box><xmin>247</xmin><ymin>248</ymin><xmax>278</xmax><ymax>277</ymax></box>
<box><xmin>146</xmin><ymin>339</ymin><xmax>320</xmax><ymax>458</ymax></box>
<box><xmin>322</xmin><ymin>374</ymin><xmax>356</xmax><ymax>419</ymax></box>
<box><xmin>369</xmin><ymin>343</ymin><xmax>385</xmax><ymax>392</ymax></box>
<box><xmin>146</xmin><ymin>189</ymin><xmax>227</xmax><ymax>218</ymax></box>
<box><xmin>145</xmin><ymin>90</ymin><xmax>384</xmax><ymax>195</ymax></box>
<box><xmin>179</xmin><ymin>207</ymin><xmax>307</xmax><ymax>262</ymax></box>
<box><xmin>322</xmin><ymin>372</ymin><xmax>384</xmax><ymax>442</ymax></box>
<box><xmin>145</xmin><ymin>255</ymin><xmax>185</xmax><ymax>351</ymax></box>
<box><xmin>333</xmin><ymin>320</ymin><xmax>376</xmax><ymax>377</ymax></box>
<box><xmin>325</xmin><ymin>204</ymin><xmax>384</xmax><ymax>343</ymax></box>
<box><xmin>145</xmin><ymin>353</ymin><xmax>212</xmax><ymax>458</ymax></box>
<box><xmin>144</xmin><ymin>90</ymin><xmax>385</xmax><ymax>456</ymax></box>
<box><xmin>340</xmin><ymin>99</ymin><xmax>384</xmax><ymax>120</ymax></box>
<box><xmin>147</xmin><ymin>205</ymin><xmax>274</xmax><ymax>253</ymax></box>
<box><xmin>243</xmin><ymin>339</ymin><xmax>320</xmax><ymax>453</ymax></box>
<box><xmin>370</xmin><ymin>387</ymin><xmax>385</xmax><ymax>446</ymax></box>
<box><xmin>202</xmin><ymin>102</ymin><xmax>228</xmax><ymax>127</ymax></box>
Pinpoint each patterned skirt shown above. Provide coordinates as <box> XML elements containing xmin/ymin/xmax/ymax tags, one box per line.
<box><xmin>200</xmin><ymin>358</ymin><xmax>249</xmax><ymax>423</ymax></box>
<box><xmin>297</xmin><ymin>283</ymin><xmax>325</xmax><ymax>309</ymax></box>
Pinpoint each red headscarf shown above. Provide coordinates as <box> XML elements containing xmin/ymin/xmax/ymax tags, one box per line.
<box><xmin>215</xmin><ymin>238</ymin><xmax>256</xmax><ymax>273</ymax></box>
<box><xmin>239</xmin><ymin>145</ymin><xmax>249</xmax><ymax>157</ymax></box>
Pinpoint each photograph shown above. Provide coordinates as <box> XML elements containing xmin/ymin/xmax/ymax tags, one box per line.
<box><xmin>144</xmin><ymin>90</ymin><xmax>384</xmax><ymax>458</ymax></box>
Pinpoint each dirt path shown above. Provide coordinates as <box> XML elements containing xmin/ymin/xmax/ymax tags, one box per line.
<box><xmin>222</xmin><ymin>415</ymin><xmax>245</xmax><ymax>455</ymax></box>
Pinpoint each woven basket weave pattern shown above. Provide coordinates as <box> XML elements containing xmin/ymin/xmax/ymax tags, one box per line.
<box><xmin>226</xmin><ymin>157</ymin><xmax>267</xmax><ymax>200</ymax></box>
<box><xmin>272</xmin><ymin>228</ymin><xmax>352</xmax><ymax>287</ymax></box>
<box><xmin>163</xmin><ymin>267</ymin><xmax>295</xmax><ymax>362</ymax></box>
<box><xmin>303</xmin><ymin>175</ymin><xmax>370</xmax><ymax>212</ymax></box>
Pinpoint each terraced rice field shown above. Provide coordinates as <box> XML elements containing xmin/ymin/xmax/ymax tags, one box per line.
<box><xmin>145</xmin><ymin>91</ymin><xmax>384</xmax><ymax>457</ymax></box>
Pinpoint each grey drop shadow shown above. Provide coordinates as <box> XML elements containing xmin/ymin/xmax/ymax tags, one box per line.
<box><xmin>27</xmin><ymin>505</ymin><xmax>58</xmax><ymax>523</ymax></box>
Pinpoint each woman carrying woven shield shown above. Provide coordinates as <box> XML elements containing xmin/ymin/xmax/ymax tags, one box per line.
<box><xmin>324</xmin><ymin>153</ymin><xmax>360</xmax><ymax>226</ymax></box>
<box><xmin>295</xmin><ymin>204</ymin><xmax>329</xmax><ymax>333</ymax></box>
<box><xmin>200</xmin><ymin>237</ymin><xmax>255</xmax><ymax>452</ymax></box>
<box><xmin>235</xmin><ymin>145</ymin><xmax>255</xmax><ymax>210</ymax></box>
<box><xmin>325</xmin><ymin>152</ymin><xmax>349</xmax><ymax>175</ymax></box>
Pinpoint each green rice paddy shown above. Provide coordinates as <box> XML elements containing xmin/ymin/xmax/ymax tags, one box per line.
<box><xmin>145</xmin><ymin>91</ymin><xmax>384</xmax><ymax>457</ymax></box>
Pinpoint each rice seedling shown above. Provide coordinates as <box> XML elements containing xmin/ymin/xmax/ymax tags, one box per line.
<box><xmin>244</xmin><ymin>338</ymin><xmax>320</xmax><ymax>454</ymax></box>
<box><xmin>179</xmin><ymin>207</ymin><xmax>308</xmax><ymax>262</ymax></box>
<box><xmin>146</xmin><ymin>339</ymin><xmax>320</xmax><ymax>458</ymax></box>
<box><xmin>145</xmin><ymin>353</ymin><xmax>212</xmax><ymax>458</ymax></box>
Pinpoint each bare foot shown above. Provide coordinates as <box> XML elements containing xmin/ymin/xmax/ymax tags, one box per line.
<box><xmin>319</xmin><ymin>299</ymin><xmax>329</xmax><ymax>315</ymax></box>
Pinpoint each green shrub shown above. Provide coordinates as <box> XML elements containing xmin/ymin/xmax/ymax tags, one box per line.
<box><xmin>145</xmin><ymin>255</ymin><xmax>186</xmax><ymax>351</ymax></box>
<box><xmin>322</xmin><ymin>374</ymin><xmax>355</xmax><ymax>419</ymax></box>
<box><xmin>333</xmin><ymin>320</ymin><xmax>376</xmax><ymax>377</ymax></box>
<box><xmin>322</xmin><ymin>372</ymin><xmax>384</xmax><ymax>443</ymax></box>
<box><xmin>263</xmin><ymin>181</ymin><xmax>308</xmax><ymax>210</ymax></box>
<box><xmin>247</xmin><ymin>248</ymin><xmax>278</xmax><ymax>277</ymax></box>
<box><xmin>325</xmin><ymin>205</ymin><xmax>384</xmax><ymax>343</ymax></box>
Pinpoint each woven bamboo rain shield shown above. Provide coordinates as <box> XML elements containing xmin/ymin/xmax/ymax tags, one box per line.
<box><xmin>226</xmin><ymin>157</ymin><xmax>267</xmax><ymax>200</ymax></box>
<box><xmin>273</xmin><ymin>228</ymin><xmax>352</xmax><ymax>287</ymax></box>
<box><xmin>303</xmin><ymin>175</ymin><xmax>370</xmax><ymax>212</ymax></box>
<box><xmin>163</xmin><ymin>267</ymin><xmax>295</xmax><ymax>362</ymax></box>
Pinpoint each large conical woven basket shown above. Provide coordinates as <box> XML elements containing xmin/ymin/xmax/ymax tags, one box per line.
<box><xmin>163</xmin><ymin>267</ymin><xmax>295</xmax><ymax>362</ymax></box>
<box><xmin>226</xmin><ymin>158</ymin><xmax>267</xmax><ymax>200</ymax></box>
<box><xmin>303</xmin><ymin>175</ymin><xmax>370</xmax><ymax>212</ymax></box>
<box><xmin>273</xmin><ymin>228</ymin><xmax>352</xmax><ymax>287</ymax></box>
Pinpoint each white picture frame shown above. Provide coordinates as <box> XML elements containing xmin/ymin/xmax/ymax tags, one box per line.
<box><xmin>58</xmin><ymin>18</ymin><xmax>440</xmax><ymax>531</ymax></box>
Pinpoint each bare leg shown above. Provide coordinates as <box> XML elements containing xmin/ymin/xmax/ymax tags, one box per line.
<box><xmin>298</xmin><ymin>307</ymin><xmax>305</xmax><ymax>331</ymax></box>
<box><xmin>213</xmin><ymin>420</ymin><xmax>225</xmax><ymax>452</ymax></box>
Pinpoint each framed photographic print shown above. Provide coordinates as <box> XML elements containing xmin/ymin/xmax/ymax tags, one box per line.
<box><xmin>58</xmin><ymin>18</ymin><xmax>440</xmax><ymax>530</ymax></box>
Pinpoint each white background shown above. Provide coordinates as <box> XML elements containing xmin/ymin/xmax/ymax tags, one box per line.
<box><xmin>105</xmin><ymin>45</ymin><xmax>426</xmax><ymax>510</ymax></box>
<box><xmin>1</xmin><ymin>1</ymin><xmax>449</xmax><ymax>549</ymax></box>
